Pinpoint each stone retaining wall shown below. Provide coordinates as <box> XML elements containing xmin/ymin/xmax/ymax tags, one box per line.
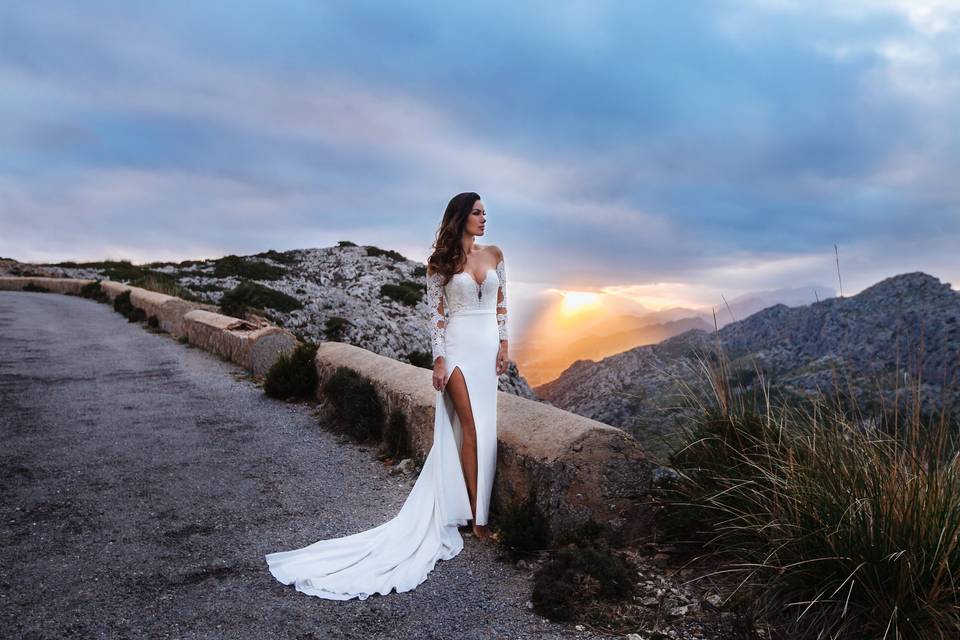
<box><xmin>313</xmin><ymin>341</ymin><xmax>654</xmax><ymax>545</ymax></box>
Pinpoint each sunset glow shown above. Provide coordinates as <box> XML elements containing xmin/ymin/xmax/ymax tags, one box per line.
<box><xmin>560</xmin><ymin>291</ymin><xmax>603</xmax><ymax>316</ymax></box>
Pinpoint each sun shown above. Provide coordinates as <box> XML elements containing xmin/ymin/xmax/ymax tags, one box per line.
<box><xmin>560</xmin><ymin>291</ymin><xmax>602</xmax><ymax>316</ymax></box>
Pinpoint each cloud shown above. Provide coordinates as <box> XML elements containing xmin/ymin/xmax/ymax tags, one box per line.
<box><xmin>0</xmin><ymin>0</ymin><xmax>957</xmax><ymax>302</ymax></box>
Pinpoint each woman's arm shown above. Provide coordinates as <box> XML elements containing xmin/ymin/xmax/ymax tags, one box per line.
<box><xmin>426</xmin><ymin>268</ymin><xmax>448</xmax><ymax>364</ymax></box>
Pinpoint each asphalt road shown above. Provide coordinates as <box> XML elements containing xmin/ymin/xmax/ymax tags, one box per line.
<box><xmin>0</xmin><ymin>291</ymin><xmax>616</xmax><ymax>640</ymax></box>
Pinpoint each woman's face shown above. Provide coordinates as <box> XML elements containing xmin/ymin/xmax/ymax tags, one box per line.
<box><xmin>465</xmin><ymin>200</ymin><xmax>486</xmax><ymax>236</ymax></box>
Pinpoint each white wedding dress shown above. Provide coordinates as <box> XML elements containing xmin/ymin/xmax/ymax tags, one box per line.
<box><xmin>264</xmin><ymin>255</ymin><xmax>508</xmax><ymax>600</ymax></box>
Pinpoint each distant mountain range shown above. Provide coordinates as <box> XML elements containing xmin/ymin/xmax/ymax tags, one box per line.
<box><xmin>535</xmin><ymin>272</ymin><xmax>959</xmax><ymax>461</ymax></box>
<box><xmin>517</xmin><ymin>284</ymin><xmax>835</xmax><ymax>386</ymax></box>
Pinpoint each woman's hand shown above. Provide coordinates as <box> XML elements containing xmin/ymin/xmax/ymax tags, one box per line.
<box><xmin>496</xmin><ymin>342</ymin><xmax>509</xmax><ymax>376</ymax></box>
<box><xmin>432</xmin><ymin>357</ymin><xmax>447</xmax><ymax>391</ymax></box>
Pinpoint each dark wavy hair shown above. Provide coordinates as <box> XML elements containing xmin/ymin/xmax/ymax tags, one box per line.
<box><xmin>427</xmin><ymin>191</ymin><xmax>481</xmax><ymax>286</ymax></box>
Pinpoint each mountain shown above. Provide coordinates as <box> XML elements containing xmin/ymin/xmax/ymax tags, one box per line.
<box><xmin>3</xmin><ymin>246</ymin><xmax>538</xmax><ymax>400</ymax></box>
<box><xmin>535</xmin><ymin>272</ymin><xmax>959</xmax><ymax>461</ymax></box>
<box><xmin>516</xmin><ymin>315</ymin><xmax>712</xmax><ymax>387</ymax></box>
<box><xmin>713</xmin><ymin>285</ymin><xmax>837</xmax><ymax>327</ymax></box>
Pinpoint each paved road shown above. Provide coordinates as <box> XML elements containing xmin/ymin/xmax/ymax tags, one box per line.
<box><xmin>0</xmin><ymin>291</ymin><xmax>615</xmax><ymax>640</ymax></box>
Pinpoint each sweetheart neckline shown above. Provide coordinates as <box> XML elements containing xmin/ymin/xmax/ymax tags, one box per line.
<box><xmin>454</xmin><ymin>267</ymin><xmax>497</xmax><ymax>289</ymax></box>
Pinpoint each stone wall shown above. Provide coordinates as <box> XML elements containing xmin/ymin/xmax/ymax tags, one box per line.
<box><xmin>312</xmin><ymin>341</ymin><xmax>655</xmax><ymax>546</ymax></box>
<box><xmin>0</xmin><ymin>276</ymin><xmax>297</xmax><ymax>378</ymax></box>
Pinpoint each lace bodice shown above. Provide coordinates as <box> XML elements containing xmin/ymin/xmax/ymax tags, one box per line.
<box><xmin>426</xmin><ymin>257</ymin><xmax>507</xmax><ymax>362</ymax></box>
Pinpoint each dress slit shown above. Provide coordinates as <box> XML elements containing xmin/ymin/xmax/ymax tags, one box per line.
<box><xmin>444</xmin><ymin>363</ymin><xmax>483</xmax><ymax>526</ymax></box>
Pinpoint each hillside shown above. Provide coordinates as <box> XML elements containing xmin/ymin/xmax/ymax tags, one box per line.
<box><xmin>536</xmin><ymin>272</ymin><xmax>960</xmax><ymax>460</ymax></box>
<box><xmin>1</xmin><ymin>245</ymin><xmax>538</xmax><ymax>400</ymax></box>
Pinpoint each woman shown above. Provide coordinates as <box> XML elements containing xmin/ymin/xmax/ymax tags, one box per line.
<box><xmin>264</xmin><ymin>192</ymin><xmax>508</xmax><ymax>600</ymax></box>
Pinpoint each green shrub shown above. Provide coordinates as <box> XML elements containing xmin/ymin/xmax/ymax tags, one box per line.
<box><xmin>128</xmin><ymin>271</ymin><xmax>201</xmax><ymax>302</ymax></box>
<box><xmin>187</xmin><ymin>282</ymin><xmax>225</xmax><ymax>293</ymax></box>
<box><xmin>337</xmin><ymin>240</ymin><xmax>357</xmax><ymax>247</ymax></box>
<box><xmin>264</xmin><ymin>341</ymin><xmax>319</xmax><ymax>400</ymax></box>
<box><xmin>411</xmin><ymin>265</ymin><xmax>426</xmax><ymax>278</ymax></box>
<box><xmin>531</xmin><ymin>543</ymin><xmax>636</xmax><ymax>623</ymax></box>
<box><xmin>112</xmin><ymin>289</ymin><xmax>147</xmax><ymax>322</ymax></box>
<box><xmin>147</xmin><ymin>315</ymin><xmax>160</xmax><ymax>329</ymax></box>
<box><xmin>406</xmin><ymin>350</ymin><xmax>433</xmax><ymax>369</ymax></box>
<box><xmin>497</xmin><ymin>488</ymin><xmax>552</xmax><ymax>561</ymax></box>
<box><xmin>664</xmin><ymin>343</ymin><xmax>960</xmax><ymax>639</ymax></box>
<box><xmin>556</xmin><ymin>519</ymin><xmax>606</xmax><ymax>547</ymax></box>
<box><xmin>320</xmin><ymin>366</ymin><xmax>385</xmax><ymax>443</ymax></box>
<box><xmin>380</xmin><ymin>280</ymin><xmax>424</xmax><ymax>306</ymax></box>
<box><xmin>178</xmin><ymin>335</ymin><xmax>189</xmax><ymax>344</ymax></box>
<box><xmin>324</xmin><ymin>316</ymin><xmax>350</xmax><ymax>342</ymax></box>
<box><xmin>79</xmin><ymin>280</ymin><xmax>107</xmax><ymax>302</ymax></box>
<box><xmin>364</xmin><ymin>245</ymin><xmax>406</xmax><ymax>261</ymax></box>
<box><xmin>379</xmin><ymin>409</ymin><xmax>412</xmax><ymax>463</ymax></box>
<box><xmin>22</xmin><ymin>282</ymin><xmax>50</xmax><ymax>292</ymax></box>
<box><xmin>213</xmin><ymin>254</ymin><xmax>285</xmax><ymax>280</ymax></box>
<box><xmin>113</xmin><ymin>290</ymin><xmax>135</xmax><ymax>318</ymax></box>
<box><xmin>219</xmin><ymin>280</ymin><xmax>301</xmax><ymax>318</ymax></box>
<box><xmin>254</xmin><ymin>249</ymin><xmax>299</xmax><ymax>265</ymax></box>
<box><xmin>100</xmin><ymin>260</ymin><xmax>147</xmax><ymax>282</ymax></box>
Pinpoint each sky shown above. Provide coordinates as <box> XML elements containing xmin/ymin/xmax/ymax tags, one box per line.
<box><xmin>2</xmin><ymin>0</ymin><xmax>959</xmax><ymax>318</ymax></box>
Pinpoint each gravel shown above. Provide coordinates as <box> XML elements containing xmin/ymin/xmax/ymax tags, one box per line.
<box><xmin>0</xmin><ymin>291</ymin><xmax>619</xmax><ymax>639</ymax></box>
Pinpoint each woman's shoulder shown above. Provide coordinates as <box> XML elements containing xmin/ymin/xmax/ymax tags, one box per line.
<box><xmin>482</xmin><ymin>244</ymin><xmax>504</xmax><ymax>261</ymax></box>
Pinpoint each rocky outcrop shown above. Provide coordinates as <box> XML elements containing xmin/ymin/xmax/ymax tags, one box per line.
<box><xmin>312</xmin><ymin>341</ymin><xmax>655</xmax><ymax>546</ymax></box>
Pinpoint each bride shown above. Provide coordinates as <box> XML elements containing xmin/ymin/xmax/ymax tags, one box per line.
<box><xmin>264</xmin><ymin>192</ymin><xmax>509</xmax><ymax>600</ymax></box>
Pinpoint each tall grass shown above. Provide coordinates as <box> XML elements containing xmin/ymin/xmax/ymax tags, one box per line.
<box><xmin>662</xmin><ymin>335</ymin><xmax>960</xmax><ymax>639</ymax></box>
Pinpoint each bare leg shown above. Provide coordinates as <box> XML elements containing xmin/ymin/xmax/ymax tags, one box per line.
<box><xmin>444</xmin><ymin>366</ymin><xmax>491</xmax><ymax>541</ymax></box>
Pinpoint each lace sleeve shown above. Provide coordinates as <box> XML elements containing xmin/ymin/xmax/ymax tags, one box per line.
<box><xmin>426</xmin><ymin>270</ymin><xmax>447</xmax><ymax>362</ymax></box>
<box><xmin>496</xmin><ymin>257</ymin><xmax>508</xmax><ymax>342</ymax></box>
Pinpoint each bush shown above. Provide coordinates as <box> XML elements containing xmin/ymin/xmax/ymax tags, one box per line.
<box><xmin>128</xmin><ymin>271</ymin><xmax>201</xmax><ymax>302</ymax></box>
<box><xmin>364</xmin><ymin>245</ymin><xmax>406</xmax><ymax>261</ymax></box>
<box><xmin>220</xmin><ymin>280</ymin><xmax>301</xmax><ymax>318</ymax></box>
<box><xmin>497</xmin><ymin>488</ymin><xmax>552</xmax><ymax>561</ymax></box>
<box><xmin>411</xmin><ymin>264</ymin><xmax>426</xmax><ymax>278</ymax></box>
<box><xmin>79</xmin><ymin>280</ymin><xmax>108</xmax><ymax>302</ymax></box>
<box><xmin>264</xmin><ymin>341</ymin><xmax>319</xmax><ymax>400</ymax></box>
<box><xmin>531</xmin><ymin>543</ymin><xmax>636</xmax><ymax>623</ymax></box>
<box><xmin>22</xmin><ymin>282</ymin><xmax>50</xmax><ymax>292</ymax></box>
<box><xmin>380</xmin><ymin>280</ymin><xmax>424</xmax><ymax>306</ymax></box>
<box><xmin>100</xmin><ymin>260</ymin><xmax>147</xmax><ymax>282</ymax></box>
<box><xmin>147</xmin><ymin>315</ymin><xmax>160</xmax><ymax>329</ymax></box>
<box><xmin>113</xmin><ymin>290</ymin><xmax>135</xmax><ymax>318</ymax></box>
<box><xmin>406</xmin><ymin>350</ymin><xmax>433</xmax><ymax>369</ymax></box>
<box><xmin>324</xmin><ymin>316</ymin><xmax>350</xmax><ymax>342</ymax></box>
<box><xmin>378</xmin><ymin>409</ymin><xmax>412</xmax><ymax>463</ymax></box>
<box><xmin>337</xmin><ymin>240</ymin><xmax>357</xmax><ymax>247</ymax></box>
<box><xmin>320</xmin><ymin>366</ymin><xmax>385</xmax><ymax>443</ymax></box>
<box><xmin>254</xmin><ymin>249</ymin><xmax>299</xmax><ymax>265</ymax></box>
<box><xmin>213</xmin><ymin>255</ymin><xmax>285</xmax><ymax>280</ymax></box>
<box><xmin>663</xmin><ymin>343</ymin><xmax>960</xmax><ymax>639</ymax></box>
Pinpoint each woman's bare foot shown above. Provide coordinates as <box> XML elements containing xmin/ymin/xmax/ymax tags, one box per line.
<box><xmin>472</xmin><ymin>523</ymin><xmax>491</xmax><ymax>540</ymax></box>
